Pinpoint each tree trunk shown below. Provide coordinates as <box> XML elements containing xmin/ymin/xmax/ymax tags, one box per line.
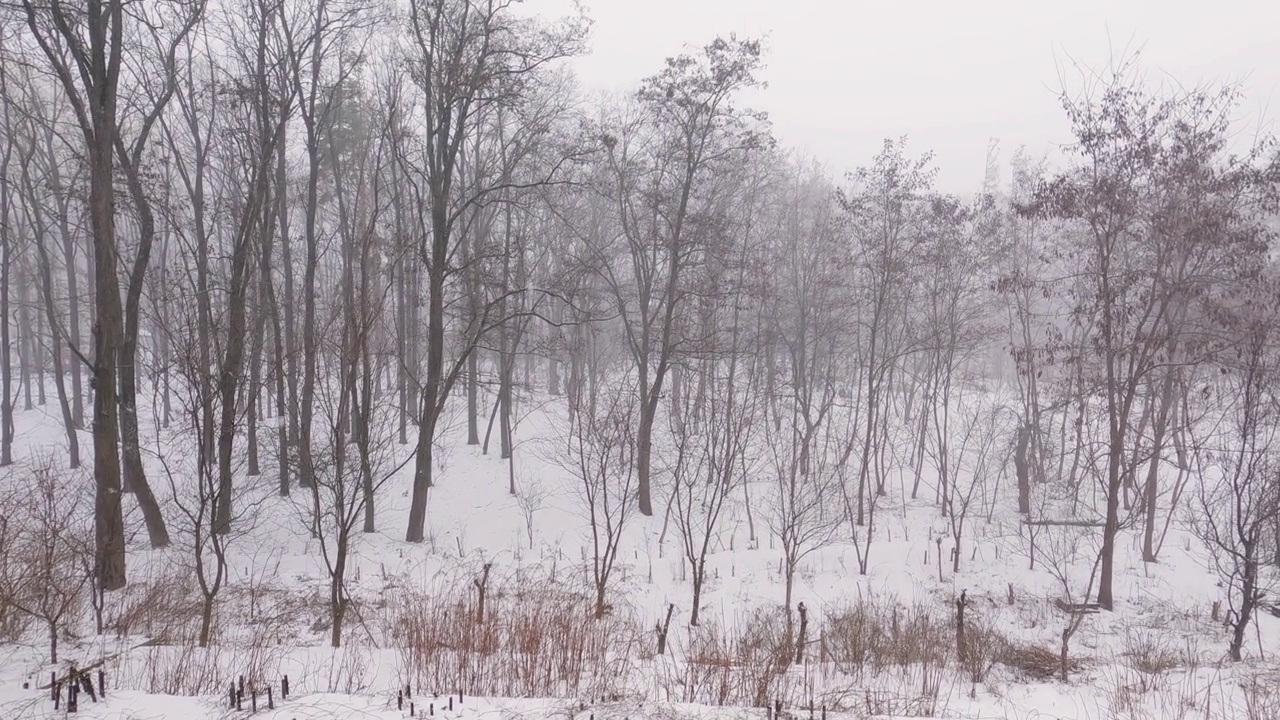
<box><xmin>117</xmin><ymin>141</ymin><xmax>170</xmax><ymax>547</ymax></box>
<box><xmin>636</xmin><ymin>401</ymin><xmax>657</xmax><ymax>517</ymax></box>
<box><xmin>89</xmin><ymin>129</ymin><xmax>128</xmax><ymax>591</ymax></box>
<box><xmin>330</xmin><ymin>537</ymin><xmax>348</xmax><ymax>648</ymax></box>
<box><xmin>297</xmin><ymin>133</ymin><xmax>321</xmax><ymax>492</ymax></box>
<box><xmin>1059</xmin><ymin>627</ymin><xmax>1071</xmax><ymax>682</ymax></box>
<box><xmin>268</xmin><ymin>252</ymin><xmax>288</xmax><ymax>495</ymax></box>
<box><xmin>396</xmin><ymin>256</ymin><xmax>409</xmax><ymax>446</ymax></box>
<box><xmin>1097</xmin><ymin>437</ymin><xmax>1124</xmax><ymax>611</ymax></box>
<box><xmin>689</xmin><ymin>570</ymin><xmax>703</xmax><ymax>627</ymax></box>
<box><xmin>44</xmin><ymin>618</ymin><xmax>58</xmax><ymax>664</ymax></box>
<box><xmin>34</xmin><ymin>229</ymin><xmax>81</xmax><ymax>468</ymax></box>
<box><xmin>246</xmin><ymin>328</ymin><xmax>264</xmax><ymax>478</ymax></box>
<box><xmin>1015</xmin><ymin>423</ymin><xmax>1031</xmax><ymax>515</ymax></box>
<box><xmin>199</xmin><ymin>595</ymin><xmax>214</xmax><ymax>648</ymax></box>
<box><xmin>407</xmin><ymin>188</ymin><xmax>449</xmax><ymax>541</ymax></box>
<box><xmin>0</xmin><ymin>205</ymin><xmax>12</xmax><ymax>468</ymax></box>
<box><xmin>594</xmin><ymin>581</ymin><xmax>607</xmax><ymax>620</ymax></box>
<box><xmin>1230</xmin><ymin>556</ymin><xmax>1257</xmax><ymax>662</ymax></box>
<box><xmin>215</xmin><ymin>229</ymin><xmax>256</xmax><ymax>535</ymax></box>
<box><xmin>407</xmin><ymin>413</ymin><xmax>438</xmax><ymax>543</ymax></box>
<box><xmin>356</xmin><ymin>320</ymin><xmax>375</xmax><ymax>533</ymax></box>
<box><xmin>466</xmin><ymin>351</ymin><xmax>480</xmax><ymax>445</ymax></box>
<box><xmin>1141</xmin><ymin>372</ymin><xmax>1177</xmax><ymax>562</ymax></box>
<box><xmin>499</xmin><ymin>358</ymin><xmax>513</xmax><ymax>460</ymax></box>
<box><xmin>57</xmin><ymin>196</ymin><xmax>85</xmax><ymax>430</ymax></box>
<box><xmin>18</xmin><ymin>277</ymin><xmax>33</xmax><ymax>412</ymax></box>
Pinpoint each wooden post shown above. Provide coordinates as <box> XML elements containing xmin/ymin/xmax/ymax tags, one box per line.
<box><xmin>796</xmin><ymin>601</ymin><xmax>809</xmax><ymax>664</ymax></box>
<box><xmin>98</xmin><ymin>670</ymin><xmax>105</xmax><ymax>698</ymax></box>
<box><xmin>398</xmin><ymin>689</ymin><xmax>404</xmax><ymax>710</ymax></box>
<box><xmin>268</xmin><ymin>687</ymin><xmax>274</xmax><ymax>709</ymax></box>
<box><xmin>473</xmin><ymin>562</ymin><xmax>492</xmax><ymax>624</ymax></box>
<box><xmin>656</xmin><ymin>603</ymin><xmax>675</xmax><ymax>655</ymax></box>
<box><xmin>282</xmin><ymin>674</ymin><xmax>289</xmax><ymax>699</ymax></box>
<box><xmin>229</xmin><ymin>682</ymin><xmax>236</xmax><ymax>709</ymax></box>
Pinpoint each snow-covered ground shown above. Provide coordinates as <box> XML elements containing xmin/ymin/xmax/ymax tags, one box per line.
<box><xmin>2</xmin><ymin>385</ymin><xmax>1279</xmax><ymax>720</ymax></box>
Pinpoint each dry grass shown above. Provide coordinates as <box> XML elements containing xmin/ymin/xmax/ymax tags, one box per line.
<box><xmin>819</xmin><ymin>591</ymin><xmax>1068</xmax><ymax>699</ymax></box>
<box><xmin>960</xmin><ymin>619</ymin><xmax>1004</xmax><ymax>684</ymax></box>
<box><xmin>997</xmin><ymin>640</ymin><xmax>1068</xmax><ymax>681</ymax></box>
<box><xmin>110</xmin><ymin>568</ymin><xmax>203</xmax><ymax>642</ymax></box>
<box><xmin>821</xmin><ymin>594</ymin><xmax>951</xmax><ymax>677</ymax></box>
<box><xmin>816</xmin><ymin>594</ymin><xmax>954</xmax><ymax>714</ymax></box>
<box><xmin>1242</xmin><ymin>674</ymin><xmax>1280</xmax><ymax>720</ymax></box>
<box><xmin>110</xmin><ymin>627</ymin><xmax>286</xmax><ymax>696</ymax></box>
<box><xmin>0</xmin><ymin>601</ymin><xmax>31</xmax><ymax>644</ymax></box>
<box><xmin>680</xmin><ymin>606</ymin><xmax>794</xmax><ymax>707</ymax></box>
<box><xmin>1123</xmin><ymin>630</ymin><xmax>1181</xmax><ymax>683</ymax></box>
<box><xmin>393</xmin><ymin>576</ymin><xmax>640</xmax><ymax>700</ymax></box>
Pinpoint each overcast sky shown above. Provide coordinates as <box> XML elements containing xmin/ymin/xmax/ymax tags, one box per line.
<box><xmin>547</xmin><ymin>0</ymin><xmax>1279</xmax><ymax>193</ymax></box>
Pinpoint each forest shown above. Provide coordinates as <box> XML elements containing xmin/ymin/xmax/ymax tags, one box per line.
<box><xmin>1</xmin><ymin>0</ymin><xmax>1280</xmax><ymax>718</ymax></box>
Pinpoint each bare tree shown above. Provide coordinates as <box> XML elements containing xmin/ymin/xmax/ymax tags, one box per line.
<box><xmin>1190</xmin><ymin>275</ymin><xmax>1280</xmax><ymax>661</ymax></box>
<box><xmin>304</xmin><ymin>367</ymin><xmax>403</xmax><ymax>647</ymax></box>
<box><xmin>299</xmin><ymin>71</ymin><xmax>403</xmax><ymax>646</ymax></box>
<box><xmin>935</xmin><ymin>391</ymin><xmax>1014</xmax><ymax>573</ymax></box>
<box><xmin>763</xmin><ymin>161</ymin><xmax>846</xmax><ymax>631</ymax></box>
<box><xmin>280</xmin><ymin>0</ymin><xmax>378</xmax><ymax>496</ymax></box>
<box><xmin>557</xmin><ymin>380</ymin><xmax>638</xmax><ymax>619</ymax></box>
<box><xmin>838</xmin><ymin>137</ymin><xmax>933</xmax><ymax>524</ymax></box>
<box><xmin>1023</xmin><ymin>65</ymin><xmax>1275</xmax><ymax>609</ymax></box>
<box><xmin>399</xmin><ymin>0</ymin><xmax>586</xmax><ymax>542</ymax></box>
<box><xmin>914</xmin><ymin>192</ymin><xmax>1002</xmax><ymax>510</ymax></box>
<box><xmin>0</xmin><ymin>53</ymin><xmax>15</xmax><ymax>469</ymax></box>
<box><xmin>159</xmin><ymin>0</ymin><xmax>290</xmax><ymax>536</ymax></box>
<box><xmin>153</xmin><ymin>320</ymin><xmax>251</xmax><ymax>647</ymax></box>
<box><xmin>10</xmin><ymin>79</ymin><xmax>82</xmax><ymax>469</ymax></box>
<box><xmin>667</xmin><ymin>317</ymin><xmax>759</xmax><ymax>627</ymax></box>
<box><xmin>0</xmin><ymin>455</ymin><xmax>92</xmax><ymax>663</ymax></box>
<box><xmin>1040</xmin><ymin>520</ymin><xmax>1102</xmax><ymax>682</ymax></box>
<box><xmin>110</xmin><ymin>0</ymin><xmax>204</xmax><ymax>552</ymax></box>
<box><xmin>594</xmin><ymin>36</ymin><xmax>765</xmax><ymax>516</ymax></box>
<box><xmin>19</xmin><ymin>0</ymin><xmax>133</xmax><ymax>589</ymax></box>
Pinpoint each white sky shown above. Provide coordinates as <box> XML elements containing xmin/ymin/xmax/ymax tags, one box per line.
<box><xmin>545</xmin><ymin>0</ymin><xmax>1280</xmax><ymax>193</ymax></box>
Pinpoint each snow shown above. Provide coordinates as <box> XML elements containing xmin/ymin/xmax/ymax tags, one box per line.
<box><xmin>2</xmin><ymin>389</ymin><xmax>1279</xmax><ymax>720</ymax></box>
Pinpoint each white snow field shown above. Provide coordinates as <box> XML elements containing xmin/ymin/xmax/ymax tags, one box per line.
<box><xmin>1</xmin><ymin>383</ymin><xmax>1279</xmax><ymax>720</ymax></box>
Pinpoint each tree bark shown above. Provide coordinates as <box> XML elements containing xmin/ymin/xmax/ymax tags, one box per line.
<box><xmin>0</xmin><ymin>134</ymin><xmax>13</xmax><ymax>468</ymax></box>
<box><xmin>27</xmin><ymin>181</ymin><xmax>82</xmax><ymax>468</ymax></box>
<box><xmin>115</xmin><ymin>170</ymin><xmax>169</xmax><ymax>547</ymax></box>
<box><xmin>89</xmin><ymin>122</ymin><xmax>128</xmax><ymax>592</ymax></box>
